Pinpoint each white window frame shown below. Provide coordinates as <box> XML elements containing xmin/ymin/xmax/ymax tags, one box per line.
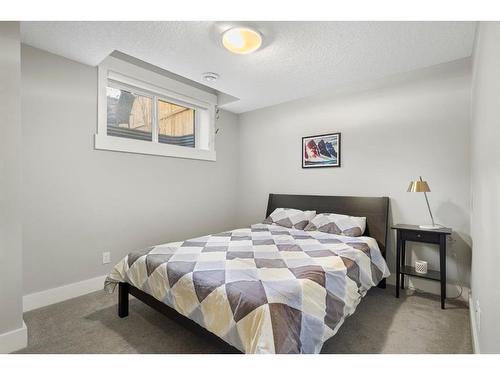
<box><xmin>95</xmin><ymin>56</ymin><xmax>217</xmax><ymax>161</ymax></box>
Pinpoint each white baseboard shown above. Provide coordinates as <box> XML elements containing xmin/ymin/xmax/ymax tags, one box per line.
<box><xmin>0</xmin><ymin>321</ymin><xmax>27</xmax><ymax>353</ymax></box>
<box><xmin>23</xmin><ymin>275</ymin><xmax>107</xmax><ymax>312</ymax></box>
<box><xmin>469</xmin><ymin>294</ymin><xmax>480</xmax><ymax>354</ymax></box>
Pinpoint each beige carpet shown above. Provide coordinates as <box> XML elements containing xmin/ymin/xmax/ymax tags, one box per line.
<box><xmin>15</xmin><ymin>287</ymin><xmax>472</xmax><ymax>354</ymax></box>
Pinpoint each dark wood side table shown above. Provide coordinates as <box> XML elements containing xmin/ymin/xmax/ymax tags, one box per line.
<box><xmin>392</xmin><ymin>224</ymin><xmax>452</xmax><ymax>309</ymax></box>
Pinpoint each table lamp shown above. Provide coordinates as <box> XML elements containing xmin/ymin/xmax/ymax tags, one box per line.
<box><xmin>407</xmin><ymin>176</ymin><xmax>442</xmax><ymax>229</ymax></box>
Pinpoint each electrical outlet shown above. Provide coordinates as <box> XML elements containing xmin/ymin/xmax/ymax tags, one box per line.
<box><xmin>102</xmin><ymin>251</ymin><xmax>111</xmax><ymax>264</ymax></box>
<box><xmin>476</xmin><ymin>300</ymin><xmax>481</xmax><ymax>333</ymax></box>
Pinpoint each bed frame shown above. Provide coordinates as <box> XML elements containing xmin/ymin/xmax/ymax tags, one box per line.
<box><xmin>117</xmin><ymin>193</ymin><xmax>390</xmax><ymax>352</ymax></box>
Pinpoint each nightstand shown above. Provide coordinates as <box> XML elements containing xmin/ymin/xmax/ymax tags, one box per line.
<box><xmin>392</xmin><ymin>224</ymin><xmax>452</xmax><ymax>309</ymax></box>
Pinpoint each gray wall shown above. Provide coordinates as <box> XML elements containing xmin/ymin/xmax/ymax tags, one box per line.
<box><xmin>21</xmin><ymin>45</ymin><xmax>240</xmax><ymax>294</ymax></box>
<box><xmin>470</xmin><ymin>22</ymin><xmax>500</xmax><ymax>353</ymax></box>
<box><xmin>21</xmin><ymin>44</ymin><xmax>473</xmax><ymax>302</ymax></box>
<box><xmin>237</xmin><ymin>59</ymin><xmax>472</xmax><ymax>297</ymax></box>
<box><xmin>0</xmin><ymin>22</ymin><xmax>24</xmax><ymax>334</ymax></box>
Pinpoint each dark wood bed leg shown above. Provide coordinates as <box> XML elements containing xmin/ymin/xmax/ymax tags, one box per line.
<box><xmin>118</xmin><ymin>282</ymin><xmax>129</xmax><ymax>318</ymax></box>
<box><xmin>377</xmin><ymin>278</ymin><xmax>386</xmax><ymax>289</ymax></box>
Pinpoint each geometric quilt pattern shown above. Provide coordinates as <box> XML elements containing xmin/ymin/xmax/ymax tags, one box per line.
<box><xmin>105</xmin><ymin>223</ymin><xmax>389</xmax><ymax>353</ymax></box>
<box><xmin>304</xmin><ymin>213</ymin><xmax>367</xmax><ymax>237</ymax></box>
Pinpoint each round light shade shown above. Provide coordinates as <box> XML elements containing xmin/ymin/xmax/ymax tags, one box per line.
<box><xmin>222</xmin><ymin>27</ymin><xmax>262</xmax><ymax>54</ymax></box>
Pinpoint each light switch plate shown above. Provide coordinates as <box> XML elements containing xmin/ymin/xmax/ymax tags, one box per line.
<box><xmin>102</xmin><ymin>251</ymin><xmax>111</xmax><ymax>264</ymax></box>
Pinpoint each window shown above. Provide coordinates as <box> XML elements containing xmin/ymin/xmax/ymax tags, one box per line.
<box><xmin>106</xmin><ymin>85</ymin><xmax>153</xmax><ymax>141</ymax></box>
<box><xmin>95</xmin><ymin>56</ymin><xmax>217</xmax><ymax>161</ymax></box>
<box><xmin>106</xmin><ymin>82</ymin><xmax>196</xmax><ymax>148</ymax></box>
<box><xmin>157</xmin><ymin>99</ymin><xmax>195</xmax><ymax>148</ymax></box>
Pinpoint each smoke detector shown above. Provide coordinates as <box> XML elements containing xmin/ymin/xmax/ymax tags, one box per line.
<box><xmin>202</xmin><ymin>72</ymin><xmax>219</xmax><ymax>83</ymax></box>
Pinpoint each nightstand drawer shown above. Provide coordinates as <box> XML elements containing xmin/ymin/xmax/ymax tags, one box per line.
<box><xmin>401</xmin><ymin>230</ymin><xmax>440</xmax><ymax>244</ymax></box>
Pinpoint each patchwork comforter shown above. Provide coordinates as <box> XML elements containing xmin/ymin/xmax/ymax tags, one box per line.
<box><xmin>105</xmin><ymin>223</ymin><xmax>390</xmax><ymax>354</ymax></box>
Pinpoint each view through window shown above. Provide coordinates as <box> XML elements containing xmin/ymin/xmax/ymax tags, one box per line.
<box><xmin>158</xmin><ymin>99</ymin><xmax>195</xmax><ymax>147</ymax></box>
<box><xmin>107</xmin><ymin>86</ymin><xmax>195</xmax><ymax>148</ymax></box>
<box><xmin>106</xmin><ymin>86</ymin><xmax>153</xmax><ymax>141</ymax></box>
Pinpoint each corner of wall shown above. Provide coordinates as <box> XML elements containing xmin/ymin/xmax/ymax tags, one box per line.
<box><xmin>0</xmin><ymin>321</ymin><xmax>27</xmax><ymax>353</ymax></box>
<box><xmin>469</xmin><ymin>292</ymin><xmax>480</xmax><ymax>353</ymax></box>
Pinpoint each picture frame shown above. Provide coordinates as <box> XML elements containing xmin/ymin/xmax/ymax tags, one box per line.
<box><xmin>302</xmin><ymin>132</ymin><xmax>341</xmax><ymax>168</ymax></box>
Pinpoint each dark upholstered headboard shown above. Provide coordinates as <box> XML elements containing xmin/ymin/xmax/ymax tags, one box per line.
<box><xmin>265</xmin><ymin>194</ymin><xmax>390</xmax><ymax>257</ymax></box>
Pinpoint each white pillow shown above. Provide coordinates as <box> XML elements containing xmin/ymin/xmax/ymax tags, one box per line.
<box><xmin>263</xmin><ymin>208</ymin><xmax>316</xmax><ymax>230</ymax></box>
<box><xmin>304</xmin><ymin>213</ymin><xmax>366</xmax><ymax>237</ymax></box>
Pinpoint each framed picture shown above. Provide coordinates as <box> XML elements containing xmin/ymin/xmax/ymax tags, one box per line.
<box><xmin>302</xmin><ymin>132</ymin><xmax>341</xmax><ymax>168</ymax></box>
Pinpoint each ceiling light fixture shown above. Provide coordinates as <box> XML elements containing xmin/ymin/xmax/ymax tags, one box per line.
<box><xmin>222</xmin><ymin>27</ymin><xmax>262</xmax><ymax>54</ymax></box>
<box><xmin>202</xmin><ymin>72</ymin><xmax>219</xmax><ymax>83</ymax></box>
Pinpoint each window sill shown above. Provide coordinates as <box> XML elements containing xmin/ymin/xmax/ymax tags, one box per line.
<box><xmin>94</xmin><ymin>134</ymin><xmax>216</xmax><ymax>161</ymax></box>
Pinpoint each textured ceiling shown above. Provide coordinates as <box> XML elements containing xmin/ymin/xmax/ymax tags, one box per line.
<box><xmin>20</xmin><ymin>21</ymin><xmax>476</xmax><ymax>113</ymax></box>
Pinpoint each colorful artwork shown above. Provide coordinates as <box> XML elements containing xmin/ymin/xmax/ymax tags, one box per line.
<box><xmin>302</xmin><ymin>133</ymin><xmax>341</xmax><ymax>168</ymax></box>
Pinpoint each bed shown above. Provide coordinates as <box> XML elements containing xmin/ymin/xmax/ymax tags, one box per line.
<box><xmin>105</xmin><ymin>193</ymin><xmax>390</xmax><ymax>354</ymax></box>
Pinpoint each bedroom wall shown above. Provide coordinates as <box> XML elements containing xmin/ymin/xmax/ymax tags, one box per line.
<box><xmin>0</xmin><ymin>22</ymin><xmax>25</xmax><ymax>352</ymax></box>
<box><xmin>470</xmin><ymin>22</ymin><xmax>500</xmax><ymax>354</ymax></box>
<box><xmin>21</xmin><ymin>45</ymin><xmax>240</xmax><ymax>295</ymax></box>
<box><xmin>20</xmin><ymin>44</ymin><xmax>473</xmax><ymax>305</ymax></box>
<box><xmin>237</xmin><ymin>59</ymin><xmax>472</xmax><ymax>298</ymax></box>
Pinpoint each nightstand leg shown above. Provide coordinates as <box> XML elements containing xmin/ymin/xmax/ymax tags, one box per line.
<box><xmin>401</xmin><ymin>240</ymin><xmax>406</xmax><ymax>290</ymax></box>
<box><xmin>440</xmin><ymin>236</ymin><xmax>446</xmax><ymax>309</ymax></box>
<box><xmin>396</xmin><ymin>231</ymin><xmax>401</xmax><ymax>298</ymax></box>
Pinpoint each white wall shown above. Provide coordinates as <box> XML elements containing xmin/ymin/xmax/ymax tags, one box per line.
<box><xmin>21</xmin><ymin>45</ymin><xmax>239</xmax><ymax>295</ymax></box>
<box><xmin>0</xmin><ymin>22</ymin><xmax>26</xmax><ymax>352</ymax></box>
<box><xmin>237</xmin><ymin>59</ymin><xmax>472</xmax><ymax>297</ymax></box>
<box><xmin>470</xmin><ymin>22</ymin><xmax>500</xmax><ymax>354</ymax></box>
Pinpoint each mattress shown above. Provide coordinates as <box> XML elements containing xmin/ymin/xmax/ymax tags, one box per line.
<box><xmin>105</xmin><ymin>223</ymin><xmax>390</xmax><ymax>353</ymax></box>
